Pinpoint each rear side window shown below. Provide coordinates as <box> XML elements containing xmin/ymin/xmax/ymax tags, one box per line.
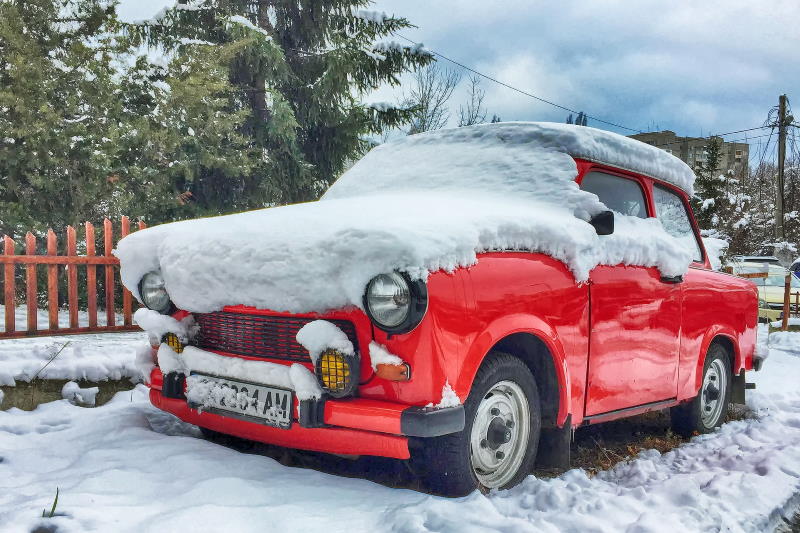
<box><xmin>653</xmin><ymin>185</ymin><xmax>703</xmax><ymax>262</ymax></box>
<box><xmin>580</xmin><ymin>172</ymin><xmax>648</xmax><ymax>219</ymax></box>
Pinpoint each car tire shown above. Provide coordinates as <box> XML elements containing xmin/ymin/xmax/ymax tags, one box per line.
<box><xmin>671</xmin><ymin>343</ymin><xmax>732</xmax><ymax>437</ymax></box>
<box><xmin>409</xmin><ymin>352</ymin><xmax>541</xmax><ymax>497</ymax></box>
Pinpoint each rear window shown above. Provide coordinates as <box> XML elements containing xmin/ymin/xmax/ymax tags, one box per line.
<box><xmin>652</xmin><ymin>185</ymin><xmax>703</xmax><ymax>262</ymax></box>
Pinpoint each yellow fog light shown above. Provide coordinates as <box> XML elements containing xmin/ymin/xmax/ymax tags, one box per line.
<box><xmin>162</xmin><ymin>333</ymin><xmax>185</xmax><ymax>354</ymax></box>
<box><xmin>316</xmin><ymin>349</ymin><xmax>358</xmax><ymax>398</ymax></box>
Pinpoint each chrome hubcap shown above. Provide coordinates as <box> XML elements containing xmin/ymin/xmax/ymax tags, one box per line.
<box><xmin>700</xmin><ymin>359</ymin><xmax>727</xmax><ymax>427</ymax></box>
<box><xmin>470</xmin><ymin>380</ymin><xmax>530</xmax><ymax>488</ymax></box>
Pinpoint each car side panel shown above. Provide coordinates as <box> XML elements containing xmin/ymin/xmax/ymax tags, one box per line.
<box><xmin>677</xmin><ymin>267</ymin><xmax>758</xmax><ymax>401</ymax></box>
<box><xmin>456</xmin><ymin>253</ymin><xmax>590</xmax><ymax>425</ymax></box>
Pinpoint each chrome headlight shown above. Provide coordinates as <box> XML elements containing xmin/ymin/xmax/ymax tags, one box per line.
<box><xmin>364</xmin><ymin>272</ymin><xmax>427</xmax><ymax>334</ymax></box>
<box><xmin>138</xmin><ymin>271</ymin><xmax>174</xmax><ymax>314</ymax></box>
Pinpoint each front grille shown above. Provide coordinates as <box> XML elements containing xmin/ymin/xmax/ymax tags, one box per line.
<box><xmin>767</xmin><ymin>303</ymin><xmax>799</xmax><ymax>311</ymax></box>
<box><xmin>193</xmin><ymin>312</ymin><xmax>358</xmax><ymax>363</ymax></box>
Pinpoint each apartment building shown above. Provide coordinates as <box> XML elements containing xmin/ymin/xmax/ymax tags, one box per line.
<box><xmin>629</xmin><ymin>131</ymin><xmax>749</xmax><ymax>176</ymax></box>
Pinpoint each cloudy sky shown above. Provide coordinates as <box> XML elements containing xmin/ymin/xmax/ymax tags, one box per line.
<box><xmin>119</xmin><ymin>1</ymin><xmax>799</xmax><ymax>148</ymax></box>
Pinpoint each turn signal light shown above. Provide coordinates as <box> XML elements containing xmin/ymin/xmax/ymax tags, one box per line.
<box><xmin>375</xmin><ymin>363</ymin><xmax>411</xmax><ymax>382</ymax></box>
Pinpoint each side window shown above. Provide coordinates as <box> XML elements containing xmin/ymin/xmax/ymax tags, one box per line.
<box><xmin>652</xmin><ymin>185</ymin><xmax>703</xmax><ymax>262</ymax></box>
<box><xmin>580</xmin><ymin>172</ymin><xmax>648</xmax><ymax>219</ymax></box>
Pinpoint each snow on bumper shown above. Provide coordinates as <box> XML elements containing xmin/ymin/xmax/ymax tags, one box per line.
<box><xmin>157</xmin><ymin>344</ymin><xmax>322</xmax><ymax>401</ymax></box>
<box><xmin>149</xmin><ymin>344</ymin><xmax>465</xmax><ymax>445</ymax></box>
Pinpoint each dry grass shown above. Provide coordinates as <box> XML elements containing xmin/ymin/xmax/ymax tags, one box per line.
<box><xmin>0</xmin><ymin>379</ymin><xmax>134</xmax><ymax>411</ymax></box>
<box><xmin>559</xmin><ymin>406</ymin><xmax>756</xmax><ymax>477</ymax></box>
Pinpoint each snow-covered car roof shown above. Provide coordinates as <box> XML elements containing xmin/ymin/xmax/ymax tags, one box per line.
<box><xmin>325</xmin><ymin>122</ymin><xmax>696</xmax><ymax>200</ymax></box>
<box><xmin>116</xmin><ymin>123</ymin><xmax>695</xmax><ymax>315</ymax></box>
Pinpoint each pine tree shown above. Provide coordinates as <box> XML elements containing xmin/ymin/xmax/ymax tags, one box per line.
<box><xmin>691</xmin><ymin>137</ymin><xmax>725</xmax><ymax>229</ymax></box>
<box><xmin>0</xmin><ymin>0</ymin><xmax>256</xmax><ymax>235</ymax></box>
<box><xmin>0</xmin><ymin>0</ymin><xmax>125</xmax><ymax>235</ymax></box>
<box><xmin>129</xmin><ymin>1</ymin><xmax>433</xmax><ymax>205</ymax></box>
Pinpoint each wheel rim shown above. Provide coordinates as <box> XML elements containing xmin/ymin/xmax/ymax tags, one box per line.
<box><xmin>469</xmin><ymin>380</ymin><xmax>530</xmax><ymax>489</ymax></box>
<box><xmin>700</xmin><ymin>358</ymin><xmax>727</xmax><ymax>427</ymax></box>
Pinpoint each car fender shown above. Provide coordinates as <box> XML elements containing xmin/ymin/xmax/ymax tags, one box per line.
<box><xmin>455</xmin><ymin>312</ymin><xmax>572</xmax><ymax>426</ymax></box>
<box><xmin>689</xmin><ymin>325</ymin><xmax>741</xmax><ymax>396</ymax></box>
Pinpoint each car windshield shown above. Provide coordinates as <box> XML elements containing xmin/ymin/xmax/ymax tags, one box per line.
<box><xmin>759</xmin><ymin>275</ymin><xmax>800</xmax><ymax>288</ymax></box>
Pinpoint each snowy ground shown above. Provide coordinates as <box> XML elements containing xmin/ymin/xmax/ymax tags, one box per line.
<box><xmin>1</xmin><ymin>328</ymin><xmax>799</xmax><ymax>532</ymax></box>
<box><xmin>0</xmin><ymin>332</ymin><xmax>146</xmax><ymax>386</ymax></box>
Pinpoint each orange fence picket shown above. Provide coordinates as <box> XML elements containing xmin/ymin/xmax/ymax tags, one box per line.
<box><xmin>0</xmin><ymin>217</ymin><xmax>146</xmax><ymax>339</ymax></box>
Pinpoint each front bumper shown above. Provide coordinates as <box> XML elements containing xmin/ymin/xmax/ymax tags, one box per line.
<box><xmin>150</xmin><ymin>369</ymin><xmax>464</xmax><ymax>459</ymax></box>
<box><xmin>759</xmin><ymin>306</ymin><xmax>782</xmax><ymax>322</ymax></box>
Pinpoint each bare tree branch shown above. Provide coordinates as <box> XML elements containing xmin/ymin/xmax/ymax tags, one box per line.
<box><xmin>403</xmin><ymin>64</ymin><xmax>461</xmax><ymax>134</ymax></box>
<box><xmin>458</xmin><ymin>74</ymin><xmax>487</xmax><ymax>127</ymax></box>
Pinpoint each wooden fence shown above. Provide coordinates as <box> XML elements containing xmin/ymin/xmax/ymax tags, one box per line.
<box><xmin>0</xmin><ymin>216</ymin><xmax>145</xmax><ymax>338</ymax></box>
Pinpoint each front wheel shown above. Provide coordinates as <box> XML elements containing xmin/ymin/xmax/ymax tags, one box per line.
<box><xmin>671</xmin><ymin>343</ymin><xmax>732</xmax><ymax>436</ymax></box>
<box><xmin>409</xmin><ymin>353</ymin><xmax>541</xmax><ymax>497</ymax></box>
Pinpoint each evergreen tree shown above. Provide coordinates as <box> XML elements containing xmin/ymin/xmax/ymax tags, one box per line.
<box><xmin>0</xmin><ymin>0</ymin><xmax>124</xmax><ymax>235</ymax></box>
<box><xmin>0</xmin><ymin>0</ymin><xmax>256</xmax><ymax>235</ymax></box>
<box><xmin>691</xmin><ymin>137</ymin><xmax>725</xmax><ymax>229</ymax></box>
<box><xmin>490</xmin><ymin>114</ymin><xmax>502</xmax><ymax>123</ymax></box>
<box><xmin>130</xmin><ymin>1</ymin><xmax>433</xmax><ymax>204</ymax></box>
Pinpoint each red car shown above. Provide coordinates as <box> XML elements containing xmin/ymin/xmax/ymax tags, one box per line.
<box><xmin>121</xmin><ymin>123</ymin><xmax>760</xmax><ymax>497</ymax></box>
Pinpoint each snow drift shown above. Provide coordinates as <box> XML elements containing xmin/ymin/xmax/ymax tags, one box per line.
<box><xmin>115</xmin><ymin>122</ymin><xmax>696</xmax><ymax>315</ymax></box>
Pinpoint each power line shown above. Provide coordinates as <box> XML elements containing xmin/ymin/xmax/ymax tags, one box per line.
<box><xmin>649</xmin><ymin>126</ymin><xmax>773</xmax><ymax>150</ymax></box>
<box><xmin>395</xmin><ymin>33</ymin><xmax>643</xmax><ymax>134</ymax></box>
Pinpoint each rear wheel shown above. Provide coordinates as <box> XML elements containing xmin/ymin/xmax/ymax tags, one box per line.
<box><xmin>671</xmin><ymin>343</ymin><xmax>732</xmax><ymax>436</ymax></box>
<box><xmin>409</xmin><ymin>353</ymin><xmax>541</xmax><ymax>497</ymax></box>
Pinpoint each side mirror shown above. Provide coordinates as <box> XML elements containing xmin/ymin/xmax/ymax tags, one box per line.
<box><xmin>590</xmin><ymin>210</ymin><xmax>614</xmax><ymax>235</ymax></box>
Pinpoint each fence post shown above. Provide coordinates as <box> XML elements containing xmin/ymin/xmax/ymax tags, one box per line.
<box><xmin>47</xmin><ymin>229</ymin><xmax>59</xmax><ymax>330</ymax></box>
<box><xmin>121</xmin><ymin>216</ymin><xmax>132</xmax><ymax>326</ymax></box>
<box><xmin>85</xmin><ymin>222</ymin><xmax>97</xmax><ymax>328</ymax></box>
<box><xmin>25</xmin><ymin>233</ymin><xmax>37</xmax><ymax>333</ymax></box>
<box><xmin>782</xmin><ymin>273</ymin><xmax>791</xmax><ymax>331</ymax></box>
<box><xmin>66</xmin><ymin>226</ymin><xmax>78</xmax><ymax>329</ymax></box>
<box><xmin>3</xmin><ymin>236</ymin><xmax>15</xmax><ymax>333</ymax></box>
<box><xmin>104</xmin><ymin>219</ymin><xmax>115</xmax><ymax>327</ymax></box>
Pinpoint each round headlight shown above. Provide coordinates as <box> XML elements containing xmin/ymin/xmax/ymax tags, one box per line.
<box><xmin>364</xmin><ymin>272</ymin><xmax>427</xmax><ymax>334</ymax></box>
<box><xmin>138</xmin><ymin>271</ymin><xmax>173</xmax><ymax>314</ymax></box>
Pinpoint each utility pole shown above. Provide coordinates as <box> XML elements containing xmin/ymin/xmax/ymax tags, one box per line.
<box><xmin>775</xmin><ymin>94</ymin><xmax>788</xmax><ymax>241</ymax></box>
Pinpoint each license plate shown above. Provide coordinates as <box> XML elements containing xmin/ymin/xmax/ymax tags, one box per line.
<box><xmin>190</xmin><ymin>374</ymin><xmax>293</xmax><ymax>429</ymax></box>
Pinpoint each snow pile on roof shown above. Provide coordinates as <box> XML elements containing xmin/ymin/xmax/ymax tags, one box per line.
<box><xmin>328</xmin><ymin>123</ymin><xmax>695</xmax><ymax>198</ymax></box>
<box><xmin>116</xmin><ymin>123</ymin><xmax>694</xmax><ymax>315</ymax></box>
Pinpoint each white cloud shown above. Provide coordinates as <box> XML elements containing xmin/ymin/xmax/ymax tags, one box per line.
<box><xmin>115</xmin><ymin>0</ymin><xmax>800</xmax><ymax>139</ymax></box>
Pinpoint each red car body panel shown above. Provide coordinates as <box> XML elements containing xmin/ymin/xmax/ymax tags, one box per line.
<box><xmin>148</xmin><ymin>156</ymin><xmax>758</xmax><ymax>456</ymax></box>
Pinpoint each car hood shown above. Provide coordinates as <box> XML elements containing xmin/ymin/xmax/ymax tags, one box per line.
<box><xmin>115</xmin><ymin>191</ymin><xmax>691</xmax><ymax>315</ymax></box>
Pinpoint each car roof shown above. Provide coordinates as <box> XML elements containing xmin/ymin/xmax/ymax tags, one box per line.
<box><xmin>732</xmin><ymin>255</ymin><xmax>781</xmax><ymax>264</ymax></box>
<box><xmin>732</xmin><ymin>262</ymin><xmax>788</xmax><ymax>275</ymax></box>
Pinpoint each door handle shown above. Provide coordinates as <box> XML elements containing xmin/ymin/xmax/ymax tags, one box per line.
<box><xmin>660</xmin><ymin>275</ymin><xmax>683</xmax><ymax>284</ymax></box>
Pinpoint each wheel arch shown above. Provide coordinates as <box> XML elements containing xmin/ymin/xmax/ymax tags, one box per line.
<box><xmin>692</xmin><ymin>328</ymin><xmax>740</xmax><ymax>394</ymax></box>
<box><xmin>455</xmin><ymin>314</ymin><xmax>572</xmax><ymax>428</ymax></box>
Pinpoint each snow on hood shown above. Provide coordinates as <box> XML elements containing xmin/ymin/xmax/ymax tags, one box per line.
<box><xmin>115</xmin><ymin>123</ymin><xmax>694</xmax><ymax>315</ymax></box>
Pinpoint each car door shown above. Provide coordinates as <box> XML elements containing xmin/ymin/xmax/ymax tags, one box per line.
<box><xmin>580</xmin><ymin>170</ymin><xmax>682</xmax><ymax>416</ymax></box>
